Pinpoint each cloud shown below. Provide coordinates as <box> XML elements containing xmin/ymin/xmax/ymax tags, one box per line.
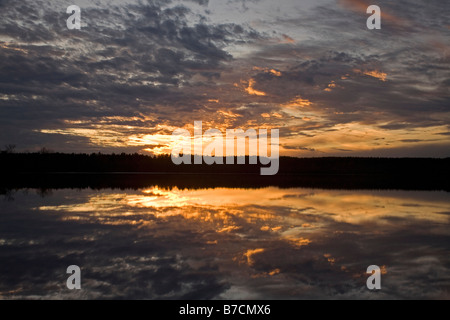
<box><xmin>0</xmin><ymin>0</ymin><xmax>265</xmax><ymax>152</ymax></box>
<box><xmin>282</xmin><ymin>145</ymin><xmax>316</xmax><ymax>152</ymax></box>
<box><xmin>0</xmin><ymin>0</ymin><xmax>448</xmax><ymax>156</ymax></box>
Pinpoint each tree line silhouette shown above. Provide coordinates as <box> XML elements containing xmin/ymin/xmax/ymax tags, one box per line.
<box><xmin>0</xmin><ymin>152</ymin><xmax>449</xmax><ymax>192</ymax></box>
<box><xmin>0</xmin><ymin>152</ymin><xmax>449</xmax><ymax>175</ymax></box>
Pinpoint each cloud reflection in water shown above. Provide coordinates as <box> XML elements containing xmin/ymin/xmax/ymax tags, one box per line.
<box><xmin>0</xmin><ymin>187</ymin><xmax>449</xmax><ymax>299</ymax></box>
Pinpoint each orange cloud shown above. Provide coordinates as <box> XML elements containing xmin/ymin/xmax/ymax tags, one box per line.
<box><xmin>245</xmin><ymin>79</ymin><xmax>267</xmax><ymax>96</ymax></box>
<box><xmin>244</xmin><ymin>248</ymin><xmax>265</xmax><ymax>266</ymax></box>
<box><xmin>0</xmin><ymin>43</ymin><xmax>28</xmax><ymax>54</ymax></box>
<box><xmin>252</xmin><ymin>66</ymin><xmax>282</xmax><ymax>77</ymax></box>
<box><xmin>364</xmin><ymin>70</ymin><xmax>387</xmax><ymax>81</ymax></box>
<box><xmin>354</xmin><ymin>69</ymin><xmax>387</xmax><ymax>81</ymax></box>
<box><xmin>285</xmin><ymin>236</ymin><xmax>311</xmax><ymax>247</ymax></box>
<box><xmin>218</xmin><ymin>110</ymin><xmax>242</xmax><ymax>118</ymax></box>
<box><xmin>268</xmin><ymin>269</ymin><xmax>281</xmax><ymax>276</ymax></box>
<box><xmin>283</xmin><ymin>97</ymin><xmax>312</xmax><ymax>108</ymax></box>
<box><xmin>270</xmin><ymin>69</ymin><xmax>282</xmax><ymax>77</ymax></box>
<box><xmin>324</xmin><ymin>81</ymin><xmax>338</xmax><ymax>92</ymax></box>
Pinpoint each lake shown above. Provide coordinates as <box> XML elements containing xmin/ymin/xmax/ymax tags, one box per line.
<box><xmin>1</xmin><ymin>185</ymin><xmax>449</xmax><ymax>299</ymax></box>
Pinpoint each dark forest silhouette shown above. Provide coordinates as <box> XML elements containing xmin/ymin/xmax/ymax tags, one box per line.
<box><xmin>1</xmin><ymin>152</ymin><xmax>449</xmax><ymax>192</ymax></box>
<box><xmin>1</xmin><ymin>152</ymin><xmax>450</xmax><ymax>174</ymax></box>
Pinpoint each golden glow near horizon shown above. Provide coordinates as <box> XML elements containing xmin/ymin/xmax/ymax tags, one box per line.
<box><xmin>37</xmin><ymin>120</ymin><xmax>450</xmax><ymax>157</ymax></box>
<box><xmin>33</xmin><ymin>68</ymin><xmax>448</xmax><ymax>157</ymax></box>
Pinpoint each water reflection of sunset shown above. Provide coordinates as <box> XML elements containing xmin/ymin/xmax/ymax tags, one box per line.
<box><xmin>36</xmin><ymin>187</ymin><xmax>450</xmax><ymax>256</ymax></box>
<box><xmin>38</xmin><ymin>187</ymin><xmax>450</xmax><ymax>225</ymax></box>
<box><xmin>2</xmin><ymin>187</ymin><xmax>448</xmax><ymax>299</ymax></box>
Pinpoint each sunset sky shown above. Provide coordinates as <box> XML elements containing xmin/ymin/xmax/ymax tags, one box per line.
<box><xmin>0</xmin><ymin>0</ymin><xmax>449</xmax><ymax>157</ymax></box>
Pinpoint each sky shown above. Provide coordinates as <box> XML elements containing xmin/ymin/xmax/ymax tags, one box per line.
<box><xmin>0</xmin><ymin>0</ymin><xmax>449</xmax><ymax>157</ymax></box>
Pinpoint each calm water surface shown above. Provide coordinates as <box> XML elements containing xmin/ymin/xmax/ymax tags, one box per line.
<box><xmin>1</xmin><ymin>186</ymin><xmax>449</xmax><ymax>299</ymax></box>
